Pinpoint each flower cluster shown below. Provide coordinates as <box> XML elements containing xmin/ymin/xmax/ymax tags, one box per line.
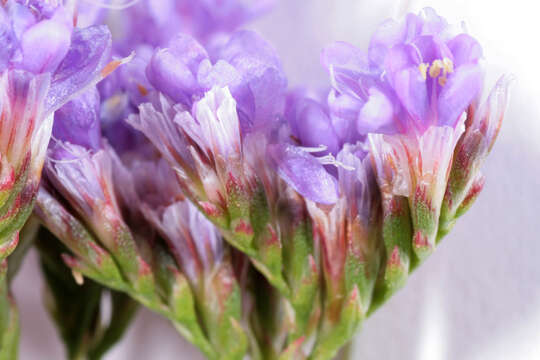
<box><xmin>0</xmin><ymin>0</ymin><xmax>131</xmax><ymax>353</ymax></box>
<box><xmin>0</xmin><ymin>2</ymin><xmax>510</xmax><ymax>360</ymax></box>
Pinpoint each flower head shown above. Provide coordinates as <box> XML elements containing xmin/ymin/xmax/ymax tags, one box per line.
<box><xmin>323</xmin><ymin>7</ymin><xmax>484</xmax><ymax>136</ymax></box>
<box><xmin>313</xmin><ymin>8</ymin><xmax>501</xmax><ymax>261</ymax></box>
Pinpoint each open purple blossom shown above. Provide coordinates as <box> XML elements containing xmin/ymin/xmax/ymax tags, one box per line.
<box><xmin>322</xmin><ymin>7</ymin><xmax>484</xmax><ymax>136</ymax></box>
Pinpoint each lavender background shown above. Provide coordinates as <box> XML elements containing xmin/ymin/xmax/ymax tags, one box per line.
<box><xmin>14</xmin><ymin>0</ymin><xmax>540</xmax><ymax>359</ymax></box>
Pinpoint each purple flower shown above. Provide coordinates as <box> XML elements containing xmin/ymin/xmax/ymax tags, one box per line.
<box><xmin>298</xmin><ymin>8</ymin><xmax>491</xmax><ymax>259</ymax></box>
<box><xmin>1</xmin><ymin>1</ymin><xmax>72</xmax><ymax>74</ymax></box>
<box><xmin>145</xmin><ymin>31</ymin><xmax>287</xmax><ymax>132</ymax></box>
<box><xmin>322</xmin><ymin>7</ymin><xmax>484</xmax><ymax>136</ymax></box>
<box><xmin>268</xmin><ymin>143</ymin><xmax>339</xmax><ymax>205</ymax></box>
<box><xmin>99</xmin><ymin>0</ymin><xmax>276</xmax><ymax>56</ymax></box>
<box><xmin>52</xmin><ymin>86</ymin><xmax>102</xmax><ymax>151</ymax></box>
<box><xmin>285</xmin><ymin>89</ymin><xmax>341</xmax><ymax>156</ymax></box>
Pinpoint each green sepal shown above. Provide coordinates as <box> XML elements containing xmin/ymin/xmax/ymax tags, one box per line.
<box><xmin>409</xmin><ymin>188</ymin><xmax>439</xmax><ymax>264</ymax></box>
<box><xmin>310</xmin><ymin>287</ymin><xmax>363</xmax><ymax>360</ymax></box>
<box><xmin>0</xmin><ymin>261</ymin><xmax>12</xmax><ymax>352</ymax></box>
<box><xmin>281</xmin><ymin>207</ymin><xmax>319</xmax><ymax>338</ymax></box>
<box><xmin>199</xmin><ymin>260</ymin><xmax>248</xmax><ymax>360</ymax></box>
<box><xmin>226</xmin><ymin>173</ymin><xmax>254</xmax><ymax>249</ymax></box>
<box><xmin>370</xmin><ymin>196</ymin><xmax>411</xmax><ymax>312</ymax></box>
<box><xmin>169</xmin><ymin>269</ymin><xmax>216</xmax><ymax>359</ymax></box>
<box><xmin>439</xmin><ymin>174</ymin><xmax>485</xmax><ymax>241</ymax></box>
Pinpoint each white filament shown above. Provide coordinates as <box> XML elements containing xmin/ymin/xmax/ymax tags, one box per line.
<box><xmin>46</xmin><ymin>135</ymin><xmax>92</xmax><ymax>164</ymax></box>
<box><xmin>318</xmin><ymin>154</ymin><xmax>355</xmax><ymax>171</ymax></box>
<box><xmin>80</xmin><ymin>0</ymin><xmax>140</xmax><ymax>10</ymax></box>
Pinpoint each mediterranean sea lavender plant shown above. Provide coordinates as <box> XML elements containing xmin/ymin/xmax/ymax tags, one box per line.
<box><xmin>0</xmin><ymin>2</ymin><xmax>511</xmax><ymax>360</ymax></box>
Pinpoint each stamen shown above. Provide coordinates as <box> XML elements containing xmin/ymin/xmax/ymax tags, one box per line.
<box><xmin>418</xmin><ymin>63</ymin><xmax>429</xmax><ymax>80</ymax></box>
<box><xmin>297</xmin><ymin>144</ymin><xmax>328</xmax><ymax>153</ymax></box>
<box><xmin>429</xmin><ymin>59</ymin><xmax>443</xmax><ymax>78</ymax></box>
<box><xmin>425</xmin><ymin>58</ymin><xmax>455</xmax><ymax>87</ymax></box>
<box><xmin>442</xmin><ymin>58</ymin><xmax>454</xmax><ymax>74</ymax></box>
<box><xmin>317</xmin><ymin>154</ymin><xmax>355</xmax><ymax>171</ymax></box>
<box><xmin>46</xmin><ymin>136</ymin><xmax>92</xmax><ymax>164</ymax></box>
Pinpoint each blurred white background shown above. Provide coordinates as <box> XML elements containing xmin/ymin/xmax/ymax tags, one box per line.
<box><xmin>13</xmin><ymin>0</ymin><xmax>540</xmax><ymax>359</ymax></box>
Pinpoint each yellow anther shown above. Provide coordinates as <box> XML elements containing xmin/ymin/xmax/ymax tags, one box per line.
<box><xmin>424</xmin><ymin>58</ymin><xmax>455</xmax><ymax>86</ymax></box>
<box><xmin>442</xmin><ymin>57</ymin><xmax>454</xmax><ymax>74</ymax></box>
<box><xmin>429</xmin><ymin>59</ymin><xmax>443</xmax><ymax>78</ymax></box>
<box><xmin>438</xmin><ymin>76</ymin><xmax>447</xmax><ymax>87</ymax></box>
<box><xmin>418</xmin><ymin>63</ymin><xmax>429</xmax><ymax>80</ymax></box>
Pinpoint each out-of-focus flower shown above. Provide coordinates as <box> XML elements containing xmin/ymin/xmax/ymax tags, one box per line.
<box><xmin>98</xmin><ymin>0</ymin><xmax>276</xmax><ymax>56</ymax></box>
<box><xmin>53</xmin><ymin>87</ymin><xmax>102</xmax><ymax>151</ymax></box>
<box><xmin>1</xmin><ymin>1</ymin><xmax>72</xmax><ymax>74</ymax></box>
